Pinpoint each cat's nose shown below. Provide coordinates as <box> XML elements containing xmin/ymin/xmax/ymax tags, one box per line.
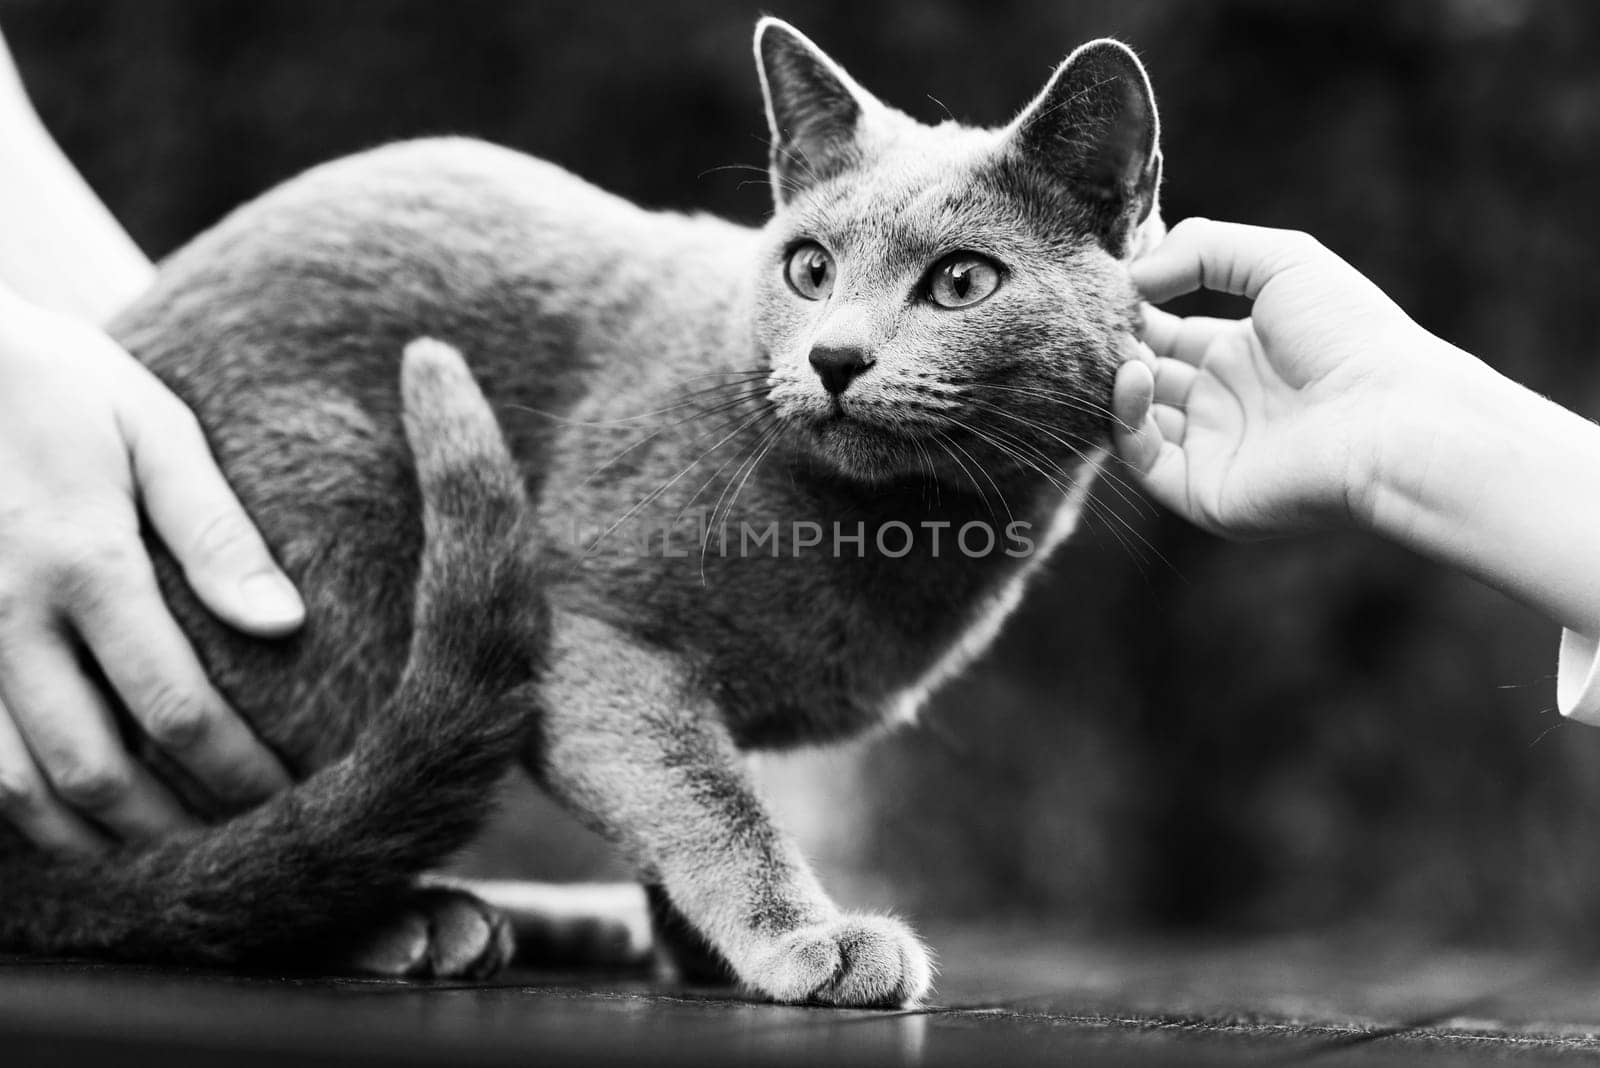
<box><xmin>808</xmin><ymin>345</ymin><xmax>873</xmax><ymax>396</ymax></box>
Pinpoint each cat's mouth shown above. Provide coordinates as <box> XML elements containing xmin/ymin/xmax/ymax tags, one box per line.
<box><xmin>785</xmin><ymin>398</ymin><xmax>940</xmax><ymax>481</ymax></box>
<box><xmin>800</xmin><ymin>397</ymin><xmax>902</xmax><ymax>437</ymax></box>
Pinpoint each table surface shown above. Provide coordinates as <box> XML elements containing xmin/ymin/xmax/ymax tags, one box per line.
<box><xmin>6</xmin><ymin>926</ymin><xmax>1600</xmax><ymax>1066</ymax></box>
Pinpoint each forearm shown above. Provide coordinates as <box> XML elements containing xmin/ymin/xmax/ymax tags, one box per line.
<box><xmin>1366</xmin><ymin>337</ymin><xmax>1600</xmax><ymax>639</ymax></box>
<box><xmin>0</xmin><ymin>29</ymin><xmax>151</xmax><ymax>323</ymax></box>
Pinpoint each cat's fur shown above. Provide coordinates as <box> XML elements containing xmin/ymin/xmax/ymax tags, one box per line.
<box><xmin>0</xmin><ymin>20</ymin><xmax>1160</xmax><ymax>1006</ymax></box>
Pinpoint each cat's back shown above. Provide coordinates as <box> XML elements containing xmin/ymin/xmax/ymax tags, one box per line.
<box><xmin>120</xmin><ymin>136</ymin><xmax>755</xmax><ymax>437</ymax></box>
<box><xmin>115</xmin><ymin>137</ymin><xmax>646</xmax><ymax>579</ymax></box>
<box><xmin>127</xmin><ymin>136</ymin><xmax>665</xmax><ymax>374</ymax></box>
<box><xmin>106</xmin><ymin>137</ymin><xmax>751</xmax><ymax>769</ymax></box>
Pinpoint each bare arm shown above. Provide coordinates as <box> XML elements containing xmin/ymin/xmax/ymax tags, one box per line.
<box><xmin>0</xmin><ymin>31</ymin><xmax>150</xmax><ymax>321</ymax></box>
<box><xmin>1114</xmin><ymin>218</ymin><xmax>1600</xmax><ymax>720</ymax></box>
<box><xmin>0</xmin><ymin>27</ymin><xmax>302</xmax><ymax>852</ymax></box>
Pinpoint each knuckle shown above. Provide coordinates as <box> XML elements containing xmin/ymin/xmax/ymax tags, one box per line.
<box><xmin>128</xmin><ymin>380</ymin><xmax>200</xmax><ymax>436</ymax></box>
<box><xmin>160</xmin><ymin>399</ymin><xmax>205</xmax><ymax>440</ymax></box>
<box><xmin>139</xmin><ymin>684</ymin><xmax>213</xmax><ymax>750</ymax></box>
<box><xmin>0</xmin><ymin>766</ymin><xmax>41</xmax><ymax>816</ymax></box>
<box><xmin>52</xmin><ymin>531</ymin><xmax>138</xmax><ymax>596</ymax></box>
<box><xmin>191</xmin><ymin>511</ymin><xmax>261</xmax><ymax>567</ymax></box>
<box><xmin>1283</xmin><ymin>229</ymin><xmax>1323</xmax><ymax>257</ymax></box>
<box><xmin>214</xmin><ymin>764</ymin><xmax>279</xmax><ymax>807</ymax></box>
<box><xmin>49</xmin><ymin>758</ymin><xmax>133</xmax><ymax>811</ymax></box>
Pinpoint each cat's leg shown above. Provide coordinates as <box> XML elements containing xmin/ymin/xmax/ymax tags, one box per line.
<box><xmin>645</xmin><ymin>881</ymin><xmax>738</xmax><ymax>985</ymax></box>
<box><xmin>525</xmin><ymin>611</ymin><xmax>933</xmax><ymax>1008</ymax></box>
<box><xmin>334</xmin><ymin>882</ymin><xmax>515</xmax><ymax>979</ymax></box>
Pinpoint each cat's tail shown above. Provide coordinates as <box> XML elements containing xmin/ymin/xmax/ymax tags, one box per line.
<box><xmin>0</xmin><ymin>339</ymin><xmax>546</xmax><ymax>966</ymax></box>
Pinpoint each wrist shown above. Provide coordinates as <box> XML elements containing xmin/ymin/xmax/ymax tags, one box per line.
<box><xmin>1359</xmin><ymin>335</ymin><xmax>1600</xmax><ymax>638</ymax></box>
<box><xmin>1355</xmin><ymin>334</ymin><xmax>1509</xmax><ymax>543</ymax></box>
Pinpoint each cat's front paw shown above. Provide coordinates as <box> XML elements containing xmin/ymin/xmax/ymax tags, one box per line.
<box><xmin>744</xmin><ymin>914</ymin><xmax>933</xmax><ymax>1008</ymax></box>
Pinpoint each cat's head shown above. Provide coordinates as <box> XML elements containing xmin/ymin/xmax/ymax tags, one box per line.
<box><xmin>750</xmin><ymin>18</ymin><xmax>1163</xmax><ymax>488</ymax></box>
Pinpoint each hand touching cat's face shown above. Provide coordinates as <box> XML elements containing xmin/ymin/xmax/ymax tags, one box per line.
<box><xmin>749</xmin><ymin>19</ymin><xmax>1162</xmax><ymax>489</ymax></box>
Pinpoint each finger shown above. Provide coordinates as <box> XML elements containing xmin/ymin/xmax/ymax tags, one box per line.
<box><xmin>0</xmin><ymin>622</ymin><xmax>197</xmax><ymax>841</ymax></box>
<box><xmin>1113</xmin><ymin>359</ymin><xmax>1154</xmax><ymax>432</ymax></box>
<box><xmin>1114</xmin><ymin>403</ymin><xmax>1195</xmax><ymax>523</ymax></box>
<box><xmin>1153</xmin><ymin>358</ymin><xmax>1197</xmax><ymax>409</ymax></box>
<box><xmin>1140</xmin><ymin>306</ymin><xmax>1244</xmax><ymax>367</ymax></box>
<box><xmin>65</xmin><ymin>546</ymin><xmax>292</xmax><ymax>811</ymax></box>
<box><xmin>1137</xmin><ymin>434</ymin><xmax>1196</xmax><ymax>522</ymax></box>
<box><xmin>1112</xmin><ymin>364</ymin><xmax>1163</xmax><ymax>476</ymax></box>
<box><xmin>1152</xmin><ymin>402</ymin><xmax>1187</xmax><ymax>446</ymax></box>
<box><xmin>1130</xmin><ymin>217</ymin><xmax>1327</xmax><ymax>304</ymax></box>
<box><xmin>1115</xmin><ymin>332</ymin><xmax>1157</xmax><ymax>371</ymax></box>
<box><xmin>120</xmin><ymin>386</ymin><xmax>305</xmax><ymax>637</ymax></box>
<box><xmin>0</xmin><ymin>697</ymin><xmax>110</xmax><ymax>855</ymax></box>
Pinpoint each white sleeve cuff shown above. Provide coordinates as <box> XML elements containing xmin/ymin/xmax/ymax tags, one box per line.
<box><xmin>1558</xmin><ymin>628</ymin><xmax>1600</xmax><ymax>726</ymax></box>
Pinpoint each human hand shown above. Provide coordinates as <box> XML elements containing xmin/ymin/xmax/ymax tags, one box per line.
<box><xmin>0</xmin><ymin>291</ymin><xmax>302</xmax><ymax>854</ymax></box>
<box><xmin>1112</xmin><ymin>218</ymin><xmax>1452</xmax><ymax>539</ymax></box>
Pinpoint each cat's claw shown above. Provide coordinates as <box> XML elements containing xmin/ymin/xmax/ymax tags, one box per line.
<box><xmin>343</xmin><ymin>887</ymin><xmax>515</xmax><ymax>979</ymax></box>
<box><xmin>745</xmin><ymin>914</ymin><xmax>933</xmax><ymax>1008</ymax></box>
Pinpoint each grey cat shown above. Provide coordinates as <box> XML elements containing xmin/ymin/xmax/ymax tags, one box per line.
<box><xmin>0</xmin><ymin>19</ymin><xmax>1161</xmax><ymax>1006</ymax></box>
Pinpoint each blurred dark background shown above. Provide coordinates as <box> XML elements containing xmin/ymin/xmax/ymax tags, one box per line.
<box><xmin>8</xmin><ymin>0</ymin><xmax>1600</xmax><ymax>945</ymax></box>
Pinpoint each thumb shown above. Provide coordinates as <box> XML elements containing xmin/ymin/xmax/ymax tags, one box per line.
<box><xmin>120</xmin><ymin>380</ymin><xmax>305</xmax><ymax>636</ymax></box>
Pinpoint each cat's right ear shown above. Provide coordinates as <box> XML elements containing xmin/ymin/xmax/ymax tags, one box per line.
<box><xmin>755</xmin><ymin>18</ymin><xmax>879</xmax><ymax>206</ymax></box>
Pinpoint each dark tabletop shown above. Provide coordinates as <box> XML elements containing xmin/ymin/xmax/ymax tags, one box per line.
<box><xmin>6</xmin><ymin>927</ymin><xmax>1600</xmax><ymax>1067</ymax></box>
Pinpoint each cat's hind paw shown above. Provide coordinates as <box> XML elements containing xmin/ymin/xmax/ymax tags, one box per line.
<box><xmin>342</xmin><ymin>886</ymin><xmax>515</xmax><ymax>979</ymax></box>
<box><xmin>745</xmin><ymin>914</ymin><xmax>934</xmax><ymax>1008</ymax></box>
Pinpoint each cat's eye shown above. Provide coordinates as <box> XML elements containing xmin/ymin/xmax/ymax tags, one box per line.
<box><xmin>925</xmin><ymin>253</ymin><xmax>1003</xmax><ymax>309</ymax></box>
<box><xmin>785</xmin><ymin>242</ymin><xmax>835</xmax><ymax>301</ymax></box>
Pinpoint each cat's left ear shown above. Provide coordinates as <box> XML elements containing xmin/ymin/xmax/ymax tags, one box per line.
<box><xmin>1006</xmin><ymin>39</ymin><xmax>1162</xmax><ymax>256</ymax></box>
<box><xmin>755</xmin><ymin>18</ymin><xmax>882</xmax><ymax>206</ymax></box>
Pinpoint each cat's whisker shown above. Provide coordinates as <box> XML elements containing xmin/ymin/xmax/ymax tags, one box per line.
<box><xmin>575</xmin><ymin>391</ymin><xmax>772</xmax><ymax>493</ymax></box>
<box><xmin>1079</xmin><ymin>493</ymin><xmax>1162</xmax><ymax>577</ymax></box>
<box><xmin>969</xmin><ymin>382</ymin><xmax>1120</xmax><ymax>424</ymax></box>
<box><xmin>700</xmin><ymin>422</ymin><xmax>786</xmax><ymax>583</ymax></box>
<box><xmin>981</xmin><ymin>424</ymin><xmax>1152</xmax><ymax>569</ymax></box>
<box><xmin>752</xmin><ymin>130</ymin><xmax>826</xmax><ymax>192</ymax></box>
<box><xmin>941</xmin><ymin>420</ymin><xmax>1118</xmax><ymax>562</ymax></box>
<box><xmin>678</xmin><ymin>407</ymin><xmax>780</xmax><ymax>528</ymax></box>
<box><xmin>1027</xmin><ymin>73</ymin><xmax>1123</xmax><ymax>131</ymax></box>
<box><xmin>911</xmin><ymin>437</ymin><xmax>941</xmax><ymax>507</ymax></box>
<box><xmin>689</xmin><ymin>388</ymin><xmax>779</xmax><ymax>423</ymax></box>
<box><xmin>929</xmin><ymin>429</ymin><xmax>1002</xmax><ymax>525</ymax></box>
<box><xmin>708</xmin><ymin>421</ymin><xmax>778</xmax><ymax>533</ymax></box>
<box><xmin>949</xmin><ymin>407</ymin><xmax>1172</xmax><ymax>573</ymax></box>
<box><xmin>507</xmin><ymin>385</ymin><xmax>762</xmax><ymax>430</ymax></box>
<box><xmin>961</xmin><ymin>391</ymin><xmax>1141</xmax><ymax>498</ymax></box>
<box><xmin>699</xmin><ymin>163</ymin><xmax>780</xmax><ymax>181</ymax></box>
<box><xmin>944</xmin><ymin>415</ymin><xmax>1077</xmax><ymax>500</ymax></box>
<box><xmin>969</xmin><ymin>380</ymin><xmax>1120</xmax><ymax>421</ymax></box>
<box><xmin>671</xmin><ymin>373</ymin><xmax>772</xmax><ymax>396</ymax></box>
<box><xmin>967</xmin><ymin>400</ymin><xmax>1153</xmax><ymax>520</ymax></box>
<box><xmin>744</xmin><ymin>134</ymin><xmax>811</xmax><ymax>198</ymax></box>
<box><xmin>507</xmin><ymin>371</ymin><xmax>770</xmax><ymax>430</ymax></box>
<box><xmin>692</xmin><ymin>433</ymin><xmax>761</xmax><ymax>572</ymax></box>
<box><xmin>675</xmin><ymin>367</ymin><xmax>771</xmax><ymax>382</ymax></box>
<box><xmin>936</xmin><ymin>424</ymin><xmax>1019</xmax><ymax>529</ymax></box>
<box><xmin>1013</xmin><ymin>440</ymin><xmax>1167</xmax><ymax>571</ymax></box>
<box><xmin>582</xmin><ymin>405</ymin><xmax>775</xmax><ymax>557</ymax></box>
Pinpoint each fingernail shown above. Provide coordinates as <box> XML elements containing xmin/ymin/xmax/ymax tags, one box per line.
<box><xmin>239</xmin><ymin>572</ymin><xmax>305</xmax><ymax>627</ymax></box>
